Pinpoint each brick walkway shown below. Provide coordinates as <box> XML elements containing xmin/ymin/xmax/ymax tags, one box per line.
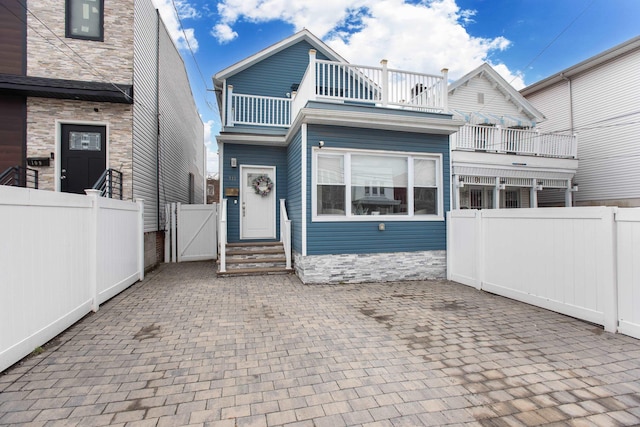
<box><xmin>1</xmin><ymin>262</ymin><xmax>640</xmax><ymax>426</ymax></box>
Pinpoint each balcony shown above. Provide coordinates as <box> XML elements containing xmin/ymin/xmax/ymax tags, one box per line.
<box><xmin>453</xmin><ymin>124</ymin><xmax>577</xmax><ymax>159</ymax></box>
<box><xmin>224</xmin><ymin>50</ymin><xmax>448</xmax><ymax>128</ymax></box>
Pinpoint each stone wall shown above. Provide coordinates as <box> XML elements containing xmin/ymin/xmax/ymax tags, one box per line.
<box><xmin>294</xmin><ymin>250</ymin><xmax>447</xmax><ymax>284</ymax></box>
<box><xmin>26</xmin><ymin>98</ymin><xmax>134</xmax><ymax>199</ymax></box>
<box><xmin>26</xmin><ymin>0</ymin><xmax>134</xmax><ymax>84</ymax></box>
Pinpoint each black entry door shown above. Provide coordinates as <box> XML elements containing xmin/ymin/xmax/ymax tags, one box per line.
<box><xmin>60</xmin><ymin>124</ymin><xmax>106</xmax><ymax>194</ymax></box>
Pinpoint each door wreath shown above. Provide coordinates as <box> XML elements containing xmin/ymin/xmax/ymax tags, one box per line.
<box><xmin>251</xmin><ymin>174</ymin><xmax>273</xmax><ymax>197</ymax></box>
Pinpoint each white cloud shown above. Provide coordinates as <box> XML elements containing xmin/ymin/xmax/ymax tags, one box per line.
<box><xmin>491</xmin><ymin>63</ymin><xmax>526</xmax><ymax>90</ymax></box>
<box><xmin>211</xmin><ymin>0</ymin><xmax>521</xmax><ymax>82</ymax></box>
<box><xmin>212</xmin><ymin>23</ymin><xmax>238</xmax><ymax>44</ymax></box>
<box><xmin>151</xmin><ymin>0</ymin><xmax>199</xmax><ymax>51</ymax></box>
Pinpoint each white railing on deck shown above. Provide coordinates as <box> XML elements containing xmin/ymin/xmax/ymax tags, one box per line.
<box><xmin>279</xmin><ymin>199</ymin><xmax>292</xmax><ymax>270</ymax></box>
<box><xmin>454</xmin><ymin>124</ymin><xmax>577</xmax><ymax>158</ymax></box>
<box><xmin>227</xmin><ymin>86</ymin><xmax>291</xmax><ymax>127</ymax></box>
<box><xmin>218</xmin><ymin>199</ymin><xmax>227</xmax><ymax>272</ymax></box>
<box><xmin>313</xmin><ymin>57</ymin><xmax>447</xmax><ymax>112</ymax></box>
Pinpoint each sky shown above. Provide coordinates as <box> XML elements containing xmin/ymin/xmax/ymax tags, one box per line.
<box><xmin>149</xmin><ymin>0</ymin><xmax>640</xmax><ymax>176</ymax></box>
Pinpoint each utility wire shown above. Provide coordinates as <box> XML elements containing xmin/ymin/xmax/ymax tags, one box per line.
<box><xmin>169</xmin><ymin>0</ymin><xmax>216</xmax><ymax>112</ymax></box>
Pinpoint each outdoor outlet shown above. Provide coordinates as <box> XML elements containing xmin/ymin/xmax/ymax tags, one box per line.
<box><xmin>378</xmin><ymin>223</ymin><xmax>385</xmax><ymax>231</ymax></box>
<box><xmin>234</xmin><ymin>199</ymin><xmax>237</xmax><ymax>204</ymax></box>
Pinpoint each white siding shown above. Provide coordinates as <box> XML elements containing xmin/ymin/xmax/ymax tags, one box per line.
<box><xmin>526</xmin><ymin>81</ymin><xmax>572</xmax><ymax>134</ymax></box>
<box><xmin>449</xmin><ymin>74</ymin><xmax>528</xmax><ymax>119</ymax></box>
<box><xmin>525</xmin><ymin>46</ymin><xmax>640</xmax><ymax>205</ymax></box>
<box><xmin>133</xmin><ymin>0</ymin><xmax>160</xmax><ymax>232</ymax></box>
<box><xmin>157</xmin><ymin>23</ymin><xmax>205</xmax><ymax>218</ymax></box>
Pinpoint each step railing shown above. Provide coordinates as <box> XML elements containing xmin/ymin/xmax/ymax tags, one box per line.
<box><xmin>92</xmin><ymin>168</ymin><xmax>123</xmax><ymax>199</ymax></box>
<box><xmin>0</xmin><ymin>166</ymin><xmax>38</xmax><ymax>188</ymax></box>
<box><xmin>218</xmin><ymin>198</ymin><xmax>228</xmax><ymax>273</ymax></box>
<box><xmin>280</xmin><ymin>199</ymin><xmax>292</xmax><ymax>270</ymax></box>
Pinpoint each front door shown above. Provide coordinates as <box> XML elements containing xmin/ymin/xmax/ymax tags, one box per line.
<box><xmin>60</xmin><ymin>124</ymin><xmax>106</xmax><ymax>194</ymax></box>
<box><xmin>241</xmin><ymin>166</ymin><xmax>276</xmax><ymax>239</ymax></box>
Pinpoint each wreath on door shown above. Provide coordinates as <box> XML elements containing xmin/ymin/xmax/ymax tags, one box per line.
<box><xmin>251</xmin><ymin>174</ymin><xmax>273</xmax><ymax>197</ymax></box>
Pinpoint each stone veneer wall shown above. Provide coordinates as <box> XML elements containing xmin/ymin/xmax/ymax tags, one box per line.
<box><xmin>294</xmin><ymin>250</ymin><xmax>447</xmax><ymax>284</ymax></box>
<box><xmin>26</xmin><ymin>98</ymin><xmax>134</xmax><ymax>199</ymax></box>
<box><xmin>26</xmin><ymin>0</ymin><xmax>134</xmax><ymax>83</ymax></box>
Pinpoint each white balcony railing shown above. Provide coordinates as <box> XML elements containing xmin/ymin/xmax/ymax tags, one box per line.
<box><xmin>225</xmin><ymin>49</ymin><xmax>448</xmax><ymax>128</ymax></box>
<box><xmin>454</xmin><ymin>124</ymin><xmax>578</xmax><ymax>159</ymax></box>
<box><xmin>226</xmin><ymin>88</ymin><xmax>292</xmax><ymax>127</ymax></box>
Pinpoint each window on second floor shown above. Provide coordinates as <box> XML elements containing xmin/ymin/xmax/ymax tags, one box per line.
<box><xmin>66</xmin><ymin>0</ymin><xmax>104</xmax><ymax>41</ymax></box>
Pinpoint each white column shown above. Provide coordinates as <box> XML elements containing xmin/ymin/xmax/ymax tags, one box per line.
<box><xmin>309</xmin><ymin>49</ymin><xmax>317</xmax><ymax>100</ymax></box>
<box><xmin>453</xmin><ymin>175</ymin><xmax>461</xmax><ymax>209</ymax></box>
<box><xmin>530</xmin><ymin>178</ymin><xmax>538</xmax><ymax>208</ymax></box>
<box><xmin>441</xmin><ymin>68</ymin><xmax>448</xmax><ymax>112</ymax></box>
<box><xmin>565</xmin><ymin>179</ymin><xmax>573</xmax><ymax>207</ymax></box>
<box><xmin>226</xmin><ymin>85</ymin><xmax>234</xmax><ymax>127</ymax></box>
<box><xmin>381</xmin><ymin>59</ymin><xmax>389</xmax><ymax>107</ymax></box>
<box><xmin>493</xmin><ymin>177</ymin><xmax>500</xmax><ymax>209</ymax></box>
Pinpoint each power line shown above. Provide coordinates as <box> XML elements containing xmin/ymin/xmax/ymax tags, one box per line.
<box><xmin>169</xmin><ymin>0</ymin><xmax>216</xmax><ymax>112</ymax></box>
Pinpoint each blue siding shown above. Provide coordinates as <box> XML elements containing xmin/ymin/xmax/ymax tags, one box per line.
<box><xmin>222</xmin><ymin>144</ymin><xmax>288</xmax><ymax>243</ymax></box>
<box><xmin>286</xmin><ymin>131</ymin><xmax>303</xmax><ymax>253</ymax></box>
<box><xmin>227</xmin><ymin>41</ymin><xmax>330</xmax><ymax>99</ymax></box>
<box><xmin>305</xmin><ymin>125</ymin><xmax>450</xmax><ymax>255</ymax></box>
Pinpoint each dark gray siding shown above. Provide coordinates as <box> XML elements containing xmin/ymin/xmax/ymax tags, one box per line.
<box><xmin>286</xmin><ymin>131</ymin><xmax>303</xmax><ymax>252</ymax></box>
<box><xmin>132</xmin><ymin>0</ymin><xmax>159</xmax><ymax>232</ymax></box>
<box><xmin>227</xmin><ymin>41</ymin><xmax>329</xmax><ymax>99</ymax></box>
<box><xmin>222</xmin><ymin>144</ymin><xmax>288</xmax><ymax>243</ymax></box>
<box><xmin>306</xmin><ymin>125</ymin><xmax>450</xmax><ymax>255</ymax></box>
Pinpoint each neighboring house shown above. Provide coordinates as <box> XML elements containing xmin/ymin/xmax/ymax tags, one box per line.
<box><xmin>206</xmin><ymin>176</ymin><xmax>219</xmax><ymax>204</ymax></box>
<box><xmin>0</xmin><ymin>0</ymin><xmax>205</xmax><ymax>268</ymax></box>
<box><xmin>213</xmin><ymin>29</ymin><xmax>463</xmax><ymax>284</ymax></box>
<box><xmin>522</xmin><ymin>36</ymin><xmax>640</xmax><ymax>207</ymax></box>
<box><xmin>448</xmin><ymin>63</ymin><xmax>579</xmax><ymax>209</ymax></box>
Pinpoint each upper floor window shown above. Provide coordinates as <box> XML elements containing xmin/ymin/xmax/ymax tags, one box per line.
<box><xmin>66</xmin><ymin>0</ymin><xmax>104</xmax><ymax>41</ymax></box>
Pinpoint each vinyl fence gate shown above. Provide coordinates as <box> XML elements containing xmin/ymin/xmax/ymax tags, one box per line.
<box><xmin>165</xmin><ymin>203</ymin><xmax>217</xmax><ymax>262</ymax></box>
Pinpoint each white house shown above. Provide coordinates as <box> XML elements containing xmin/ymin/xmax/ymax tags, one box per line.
<box><xmin>448</xmin><ymin>63</ymin><xmax>579</xmax><ymax>209</ymax></box>
<box><xmin>521</xmin><ymin>36</ymin><xmax>640</xmax><ymax>207</ymax></box>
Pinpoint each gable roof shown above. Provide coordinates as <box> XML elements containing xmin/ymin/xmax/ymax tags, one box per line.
<box><xmin>449</xmin><ymin>63</ymin><xmax>544</xmax><ymax>123</ymax></box>
<box><xmin>521</xmin><ymin>35</ymin><xmax>640</xmax><ymax>96</ymax></box>
<box><xmin>213</xmin><ymin>29</ymin><xmax>347</xmax><ymax>88</ymax></box>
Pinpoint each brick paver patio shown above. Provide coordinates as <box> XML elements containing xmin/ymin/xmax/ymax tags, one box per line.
<box><xmin>1</xmin><ymin>262</ymin><xmax>640</xmax><ymax>426</ymax></box>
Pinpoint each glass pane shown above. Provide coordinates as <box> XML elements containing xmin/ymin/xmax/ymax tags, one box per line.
<box><xmin>69</xmin><ymin>0</ymin><xmax>101</xmax><ymax>38</ymax></box>
<box><xmin>317</xmin><ymin>155</ymin><xmax>344</xmax><ymax>184</ymax></box>
<box><xmin>414</xmin><ymin>159</ymin><xmax>436</xmax><ymax>187</ymax></box>
<box><xmin>351</xmin><ymin>186</ymin><xmax>407</xmax><ymax>215</ymax></box>
<box><xmin>69</xmin><ymin>131</ymin><xmax>101</xmax><ymax>151</ymax></box>
<box><xmin>351</xmin><ymin>154</ymin><xmax>407</xmax><ymax>187</ymax></box>
<box><xmin>317</xmin><ymin>185</ymin><xmax>345</xmax><ymax>215</ymax></box>
<box><xmin>414</xmin><ymin>187</ymin><xmax>437</xmax><ymax>215</ymax></box>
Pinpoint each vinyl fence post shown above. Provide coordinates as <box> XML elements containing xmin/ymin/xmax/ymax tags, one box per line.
<box><xmin>85</xmin><ymin>189</ymin><xmax>101</xmax><ymax>312</ymax></box>
<box><xmin>136</xmin><ymin>198</ymin><xmax>145</xmax><ymax>281</ymax></box>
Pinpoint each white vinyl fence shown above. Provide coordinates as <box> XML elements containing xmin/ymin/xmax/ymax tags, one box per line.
<box><xmin>447</xmin><ymin>207</ymin><xmax>640</xmax><ymax>338</ymax></box>
<box><xmin>164</xmin><ymin>203</ymin><xmax>217</xmax><ymax>263</ymax></box>
<box><xmin>0</xmin><ymin>187</ymin><xmax>144</xmax><ymax>372</ymax></box>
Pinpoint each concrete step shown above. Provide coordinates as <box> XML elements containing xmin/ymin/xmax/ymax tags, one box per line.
<box><xmin>217</xmin><ymin>266</ymin><xmax>293</xmax><ymax>277</ymax></box>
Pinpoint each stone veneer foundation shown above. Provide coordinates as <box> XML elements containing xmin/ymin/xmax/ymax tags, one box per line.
<box><xmin>294</xmin><ymin>250</ymin><xmax>447</xmax><ymax>284</ymax></box>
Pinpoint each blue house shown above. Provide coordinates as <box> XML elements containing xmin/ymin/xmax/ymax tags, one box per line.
<box><xmin>213</xmin><ymin>30</ymin><xmax>463</xmax><ymax>283</ymax></box>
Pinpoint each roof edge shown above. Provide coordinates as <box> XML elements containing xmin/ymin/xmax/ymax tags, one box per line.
<box><xmin>213</xmin><ymin>29</ymin><xmax>347</xmax><ymax>87</ymax></box>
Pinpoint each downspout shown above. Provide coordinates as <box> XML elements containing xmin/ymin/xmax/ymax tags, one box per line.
<box><xmin>561</xmin><ymin>73</ymin><xmax>574</xmax><ymax>132</ymax></box>
<box><xmin>155</xmin><ymin>10</ymin><xmax>161</xmax><ymax>230</ymax></box>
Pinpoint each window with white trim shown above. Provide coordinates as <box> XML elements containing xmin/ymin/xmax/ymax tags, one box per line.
<box><xmin>314</xmin><ymin>149</ymin><xmax>443</xmax><ymax>220</ymax></box>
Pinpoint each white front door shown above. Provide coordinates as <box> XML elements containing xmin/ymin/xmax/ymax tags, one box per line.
<box><xmin>241</xmin><ymin>165</ymin><xmax>276</xmax><ymax>239</ymax></box>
